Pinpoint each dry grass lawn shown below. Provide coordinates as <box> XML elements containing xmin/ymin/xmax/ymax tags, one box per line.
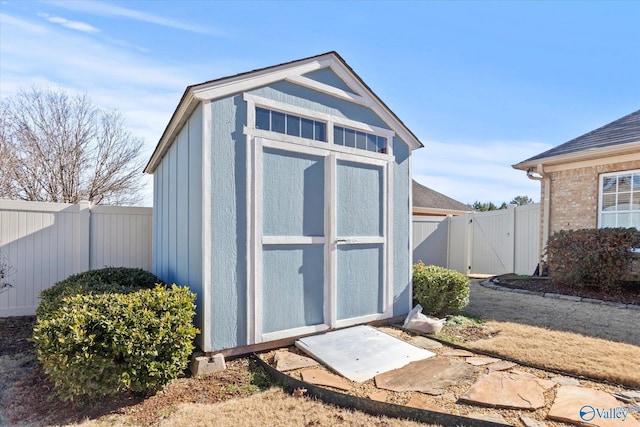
<box><xmin>74</xmin><ymin>388</ymin><xmax>439</xmax><ymax>427</ymax></box>
<box><xmin>464</xmin><ymin>320</ymin><xmax>640</xmax><ymax>388</ymax></box>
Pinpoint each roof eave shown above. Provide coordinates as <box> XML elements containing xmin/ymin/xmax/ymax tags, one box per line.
<box><xmin>512</xmin><ymin>140</ymin><xmax>640</xmax><ymax>171</ymax></box>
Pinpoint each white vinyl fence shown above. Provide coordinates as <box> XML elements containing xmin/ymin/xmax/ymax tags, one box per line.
<box><xmin>0</xmin><ymin>200</ymin><xmax>152</xmax><ymax>317</ymax></box>
<box><xmin>413</xmin><ymin>203</ymin><xmax>540</xmax><ymax>276</ymax></box>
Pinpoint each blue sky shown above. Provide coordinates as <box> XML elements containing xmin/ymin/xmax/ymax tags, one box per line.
<box><xmin>1</xmin><ymin>1</ymin><xmax>639</xmax><ymax>207</ymax></box>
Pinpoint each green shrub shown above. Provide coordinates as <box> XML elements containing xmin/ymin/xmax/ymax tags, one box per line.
<box><xmin>545</xmin><ymin>228</ymin><xmax>640</xmax><ymax>289</ymax></box>
<box><xmin>32</xmin><ymin>284</ymin><xmax>199</xmax><ymax>400</ymax></box>
<box><xmin>37</xmin><ymin>267</ymin><xmax>163</xmax><ymax>318</ymax></box>
<box><xmin>412</xmin><ymin>262</ymin><xmax>470</xmax><ymax>316</ymax></box>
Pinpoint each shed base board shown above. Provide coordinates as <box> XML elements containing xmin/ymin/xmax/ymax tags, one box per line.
<box><xmin>204</xmin><ymin>315</ymin><xmax>406</xmax><ymax>358</ymax></box>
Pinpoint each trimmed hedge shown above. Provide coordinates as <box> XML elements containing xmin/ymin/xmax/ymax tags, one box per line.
<box><xmin>32</xmin><ymin>268</ymin><xmax>199</xmax><ymax>400</ymax></box>
<box><xmin>37</xmin><ymin>267</ymin><xmax>162</xmax><ymax>318</ymax></box>
<box><xmin>412</xmin><ymin>262</ymin><xmax>470</xmax><ymax>316</ymax></box>
<box><xmin>545</xmin><ymin>228</ymin><xmax>640</xmax><ymax>289</ymax></box>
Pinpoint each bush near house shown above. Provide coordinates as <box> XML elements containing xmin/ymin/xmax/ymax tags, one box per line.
<box><xmin>412</xmin><ymin>262</ymin><xmax>470</xmax><ymax>316</ymax></box>
<box><xmin>32</xmin><ymin>267</ymin><xmax>199</xmax><ymax>401</ymax></box>
<box><xmin>545</xmin><ymin>228</ymin><xmax>640</xmax><ymax>289</ymax></box>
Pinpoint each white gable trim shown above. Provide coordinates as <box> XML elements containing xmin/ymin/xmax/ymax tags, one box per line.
<box><xmin>145</xmin><ymin>53</ymin><xmax>422</xmax><ymax>174</ymax></box>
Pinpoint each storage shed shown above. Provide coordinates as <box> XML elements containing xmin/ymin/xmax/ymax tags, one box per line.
<box><xmin>144</xmin><ymin>52</ymin><xmax>423</xmax><ymax>354</ymax></box>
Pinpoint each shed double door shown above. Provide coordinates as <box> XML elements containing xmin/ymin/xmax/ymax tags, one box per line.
<box><xmin>251</xmin><ymin>138</ymin><xmax>391</xmax><ymax>343</ymax></box>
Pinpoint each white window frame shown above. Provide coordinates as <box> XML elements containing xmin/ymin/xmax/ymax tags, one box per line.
<box><xmin>243</xmin><ymin>93</ymin><xmax>395</xmax><ymax>159</ymax></box>
<box><xmin>598</xmin><ymin>169</ymin><xmax>640</xmax><ymax>229</ymax></box>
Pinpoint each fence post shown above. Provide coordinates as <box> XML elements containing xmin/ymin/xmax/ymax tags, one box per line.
<box><xmin>465</xmin><ymin>212</ymin><xmax>473</xmax><ymax>276</ymax></box>
<box><xmin>75</xmin><ymin>201</ymin><xmax>91</xmax><ymax>274</ymax></box>
<box><xmin>508</xmin><ymin>204</ymin><xmax>516</xmax><ymax>274</ymax></box>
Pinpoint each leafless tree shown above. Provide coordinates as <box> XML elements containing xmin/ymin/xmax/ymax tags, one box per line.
<box><xmin>0</xmin><ymin>87</ymin><xmax>145</xmax><ymax>205</ymax></box>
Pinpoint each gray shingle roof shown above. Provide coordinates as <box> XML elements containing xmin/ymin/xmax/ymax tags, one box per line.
<box><xmin>412</xmin><ymin>180</ymin><xmax>470</xmax><ymax>212</ymax></box>
<box><xmin>518</xmin><ymin>109</ymin><xmax>640</xmax><ymax>165</ymax></box>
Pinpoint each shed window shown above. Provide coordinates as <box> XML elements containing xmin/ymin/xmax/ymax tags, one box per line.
<box><xmin>334</xmin><ymin>126</ymin><xmax>387</xmax><ymax>154</ymax></box>
<box><xmin>256</xmin><ymin>107</ymin><xmax>326</xmax><ymax>142</ymax></box>
<box><xmin>599</xmin><ymin>170</ymin><xmax>640</xmax><ymax>229</ymax></box>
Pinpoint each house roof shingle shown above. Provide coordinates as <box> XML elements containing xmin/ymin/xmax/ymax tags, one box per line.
<box><xmin>515</xmin><ymin>110</ymin><xmax>640</xmax><ymax>168</ymax></box>
<box><xmin>412</xmin><ymin>179</ymin><xmax>470</xmax><ymax>212</ymax></box>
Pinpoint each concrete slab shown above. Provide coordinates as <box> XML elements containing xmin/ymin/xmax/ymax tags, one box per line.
<box><xmin>274</xmin><ymin>350</ymin><xmax>319</xmax><ymax>372</ymax></box>
<box><xmin>548</xmin><ymin>386</ymin><xmax>640</xmax><ymax>427</ymax></box>
<box><xmin>296</xmin><ymin>325</ymin><xmax>434</xmax><ymax>382</ymax></box>
<box><xmin>465</xmin><ymin>356</ymin><xmax>501</xmax><ymax>366</ymax></box>
<box><xmin>301</xmin><ymin>369</ymin><xmax>351</xmax><ymax>391</ymax></box>
<box><xmin>460</xmin><ymin>371</ymin><xmax>553</xmax><ymax>409</ymax></box>
<box><xmin>405</xmin><ymin>393</ymin><xmax>445</xmax><ymax>412</ymax></box>
<box><xmin>375</xmin><ymin>357</ymin><xmax>477</xmax><ymax>395</ymax></box>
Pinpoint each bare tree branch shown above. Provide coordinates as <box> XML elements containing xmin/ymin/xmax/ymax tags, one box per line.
<box><xmin>0</xmin><ymin>87</ymin><xmax>144</xmax><ymax>205</ymax></box>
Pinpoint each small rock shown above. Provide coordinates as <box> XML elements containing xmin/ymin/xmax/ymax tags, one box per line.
<box><xmin>520</xmin><ymin>415</ymin><xmax>547</xmax><ymax>427</ymax></box>
<box><xmin>613</xmin><ymin>390</ymin><xmax>640</xmax><ymax>403</ymax></box>
<box><xmin>442</xmin><ymin>392</ymin><xmax>457</xmax><ymax>401</ymax></box>
<box><xmin>550</xmin><ymin>376</ymin><xmax>581</xmax><ymax>387</ymax></box>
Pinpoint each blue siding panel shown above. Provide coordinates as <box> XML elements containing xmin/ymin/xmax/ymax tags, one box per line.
<box><xmin>262</xmin><ymin>244</ymin><xmax>324</xmax><ymax>333</ymax></box>
<box><xmin>336</xmin><ymin>161</ymin><xmax>383</xmax><ymax>237</ymax></box>
<box><xmin>301</xmin><ymin>68</ymin><xmax>354</xmax><ymax>94</ymax></box>
<box><xmin>392</xmin><ymin>138</ymin><xmax>412</xmax><ymax>317</ymax></box>
<box><xmin>209</xmin><ymin>95</ymin><xmax>248</xmax><ymax>351</ymax></box>
<box><xmin>337</xmin><ymin>244</ymin><xmax>383</xmax><ymax>319</ymax></box>
<box><xmin>262</xmin><ymin>148</ymin><xmax>324</xmax><ymax>237</ymax></box>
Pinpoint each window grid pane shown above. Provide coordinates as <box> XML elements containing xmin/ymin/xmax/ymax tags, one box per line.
<box><xmin>600</xmin><ymin>171</ymin><xmax>640</xmax><ymax>230</ymax></box>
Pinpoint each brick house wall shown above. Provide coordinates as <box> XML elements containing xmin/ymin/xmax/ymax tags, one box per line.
<box><xmin>537</xmin><ymin>158</ymin><xmax>640</xmax><ymax>261</ymax></box>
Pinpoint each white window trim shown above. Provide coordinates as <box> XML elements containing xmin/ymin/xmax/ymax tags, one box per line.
<box><xmin>243</xmin><ymin>93</ymin><xmax>395</xmax><ymax>158</ymax></box>
<box><xmin>598</xmin><ymin>169</ymin><xmax>640</xmax><ymax>228</ymax></box>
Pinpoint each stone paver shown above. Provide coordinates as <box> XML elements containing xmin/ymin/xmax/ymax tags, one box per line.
<box><xmin>441</xmin><ymin>349</ymin><xmax>474</xmax><ymax>357</ymax></box>
<box><xmin>368</xmin><ymin>390</ymin><xmax>388</xmax><ymax>402</ymax></box>
<box><xmin>520</xmin><ymin>415</ymin><xmax>548</xmax><ymax>427</ymax></box>
<box><xmin>375</xmin><ymin>357</ymin><xmax>477</xmax><ymax>395</ymax></box>
<box><xmin>466</xmin><ymin>281</ymin><xmax>640</xmax><ymax>346</ymax></box>
<box><xmin>468</xmin><ymin>412</ymin><xmax>509</xmax><ymax>424</ymax></box>
<box><xmin>274</xmin><ymin>350</ymin><xmax>319</xmax><ymax>371</ymax></box>
<box><xmin>460</xmin><ymin>370</ymin><xmax>554</xmax><ymax>410</ymax></box>
<box><xmin>301</xmin><ymin>369</ymin><xmax>351</xmax><ymax>391</ymax></box>
<box><xmin>409</xmin><ymin>335</ymin><xmax>443</xmax><ymax>350</ymax></box>
<box><xmin>547</xmin><ymin>385</ymin><xmax>640</xmax><ymax>427</ymax></box>
<box><xmin>550</xmin><ymin>376</ymin><xmax>581</xmax><ymax>387</ymax></box>
<box><xmin>405</xmin><ymin>393</ymin><xmax>445</xmax><ymax>412</ymax></box>
<box><xmin>465</xmin><ymin>356</ymin><xmax>501</xmax><ymax>366</ymax></box>
<box><xmin>487</xmin><ymin>360</ymin><xmax>517</xmax><ymax>371</ymax></box>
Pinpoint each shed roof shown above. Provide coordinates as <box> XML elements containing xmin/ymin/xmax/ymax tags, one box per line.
<box><xmin>145</xmin><ymin>52</ymin><xmax>423</xmax><ymax>173</ymax></box>
<box><xmin>513</xmin><ymin>109</ymin><xmax>640</xmax><ymax>170</ymax></box>
<box><xmin>412</xmin><ymin>179</ymin><xmax>470</xmax><ymax>213</ymax></box>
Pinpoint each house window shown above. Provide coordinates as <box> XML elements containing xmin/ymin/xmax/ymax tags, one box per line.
<box><xmin>256</xmin><ymin>107</ymin><xmax>326</xmax><ymax>142</ymax></box>
<box><xmin>599</xmin><ymin>170</ymin><xmax>640</xmax><ymax>229</ymax></box>
<box><xmin>333</xmin><ymin>126</ymin><xmax>387</xmax><ymax>154</ymax></box>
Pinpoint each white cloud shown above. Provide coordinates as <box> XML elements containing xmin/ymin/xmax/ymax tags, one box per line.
<box><xmin>0</xmin><ymin>13</ymin><xmax>47</xmax><ymax>33</ymax></box>
<box><xmin>46</xmin><ymin>0</ymin><xmax>223</xmax><ymax>36</ymax></box>
<box><xmin>38</xmin><ymin>13</ymin><xmax>100</xmax><ymax>33</ymax></box>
